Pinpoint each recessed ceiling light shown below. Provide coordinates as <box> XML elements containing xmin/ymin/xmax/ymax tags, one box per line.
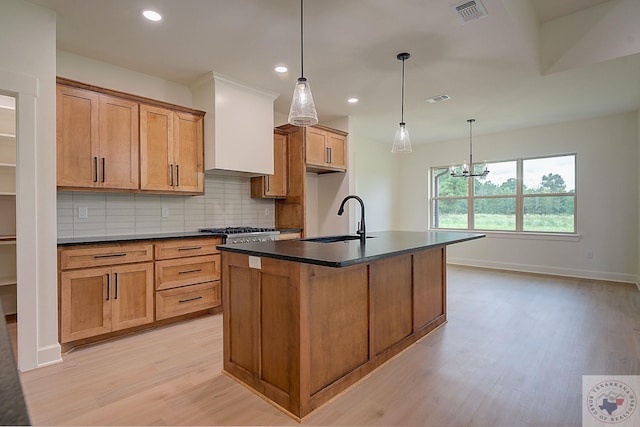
<box><xmin>142</xmin><ymin>10</ymin><xmax>162</xmax><ymax>22</ymax></box>
<box><xmin>347</xmin><ymin>98</ymin><xmax>359</xmax><ymax>103</ymax></box>
<box><xmin>274</xmin><ymin>66</ymin><xmax>288</xmax><ymax>73</ymax></box>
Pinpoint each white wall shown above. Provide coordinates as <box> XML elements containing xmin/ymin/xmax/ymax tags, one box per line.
<box><xmin>57</xmin><ymin>51</ymin><xmax>193</xmax><ymax>107</ymax></box>
<box><xmin>393</xmin><ymin>112</ymin><xmax>638</xmax><ymax>283</ymax></box>
<box><xmin>0</xmin><ymin>0</ymin><xmax>60</xmax><ymax>370</ymax></box>
<box><xmin>348</xmin><ymin>117</ymin><xmax>400</xmax><ymax>233</ymax></box>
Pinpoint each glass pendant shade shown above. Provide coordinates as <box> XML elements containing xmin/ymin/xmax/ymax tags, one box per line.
<box><xmin>391</xmin><ymin>122</ymin><xmax>412</xmax><ymax>153</ymax></box>
<box><xmin>288</xmin><ymin>77</ymin><xmax>318</xmax><ymax>126</ymax></box>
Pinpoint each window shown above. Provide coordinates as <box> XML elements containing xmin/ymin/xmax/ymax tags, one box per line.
<box><xmin>431</xmin><ymin>154</ymin><xmax>576</xmax><ymax>233</ymax></box>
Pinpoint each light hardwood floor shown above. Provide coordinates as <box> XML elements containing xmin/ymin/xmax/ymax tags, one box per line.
<box><xmin>18</xmin><ymin>266</ymin><xmax>640</xmax><ymax>426</ymax></box>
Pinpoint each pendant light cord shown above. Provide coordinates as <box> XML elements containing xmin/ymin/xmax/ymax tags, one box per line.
<box><xmin>300</xmin><ymin>0</ymin><xmax>304</xmax><ymax>79</ymax></box>
<box><xmin>400</xmin><ymin>57</ymin><xmax>405</xmax><ymax>123</ymax></box>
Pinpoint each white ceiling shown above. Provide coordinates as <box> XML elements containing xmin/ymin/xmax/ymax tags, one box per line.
<box><xmin>26</xmin><ymin>0</ymin><xmax>640</xmax><ymax>146</ymax></box>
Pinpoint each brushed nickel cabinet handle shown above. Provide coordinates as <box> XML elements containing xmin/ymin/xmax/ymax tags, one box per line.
<box><xmin>170</xmin><ymin>164</ymin><xmax>174</xmax><ymax>186</ymax></box>
<box><xmin>93</xmin><ymin>157</ymin><xmax>98</xmax><ymax>182</ymax></box>
<box><xmin>178</xmin><ymin>269</ymin><xmax>202</xmax><ymax>275</ymax></box>
<box><xmin>101</xmin><ymin>157</ymin><xmax>105</xmax><ymax>182</ymax></box>
<box><xmin>177</xmin><ymin>246</ymin><xmax>202</xmax><ymax>251</ymax></box>
<box><xmin>176</xmin><ymin>164</ymin><xmax>180</xmax><ymax>186</ymax></box>
<box><xmin>114</xmin><ymin>272</ymin><xmax>118</xmax><ymax>299</ymax></box>
<box><xmin>105</xmin><ymin>273</ymin><xmax>110</xmax><ymax>301</ymax></box>
<box><xmin>179</xmin><ymin>296</ymin><xmax>203</xmax><ymax>303</ymax></box>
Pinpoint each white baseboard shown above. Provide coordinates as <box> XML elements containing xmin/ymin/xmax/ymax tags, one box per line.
<box><xmin>36</xmin><ymin>343</ymin><xmax>62</xmax><ymax>369</ymax></box>
<box><xmin>447</xmin><ymin>257</ymin><xmax>637</xmax><ymax>285</ymax></box>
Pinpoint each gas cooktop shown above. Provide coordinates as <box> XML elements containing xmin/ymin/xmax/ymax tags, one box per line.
<box><xmin>199</xmin><ymin>226</ymin><xmax>277</xmax><ymax>235</ymax></box>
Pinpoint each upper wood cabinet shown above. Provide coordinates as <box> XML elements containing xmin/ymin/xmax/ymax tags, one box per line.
<box><xmin>274</xmin><ymin>124</ymin><xmax>348</xmax><ymax>234</ymax></box>
<box><xmin>251</xmin><ymin>131</ymin><xmax>288</xmax><ymax>198</ymax></box>
<box><xmin>139</xmin><ymin>105</ymin><xmax>204</xmax><ymax>194</ymax></box>
<box><xmin>57</xmin><ymin>85</ymin><xmax>139</xmax><ymax>190</ymax></box>
<box><xmin>305</xmin><ymin>126</ymin><xmax>347</xmax><ymax>172</ymax></box>
<box><xmin>56</xmin><ymin>78</ymin><xmax>205</xmax><ymax>195</ymax></box>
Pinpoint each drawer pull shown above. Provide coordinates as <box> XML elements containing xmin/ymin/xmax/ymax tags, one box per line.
<box><xmin>94</xmin><ymin>253</ymin><xmax>127</xmax><ymax>259</ymax></box>
<box><xmin>179</xmin><ymin>296</ymin><xmax>203</xmax><ymax>303</ymax></box>
<box><xmin>177</xmin><ymin>246</ymin><xmax>202</xmax><ymax>251</ymax></box>
<box><xmin>178</xmin><ymin>268</ymin><xmax>202</xmax><ymax>275</ymax></box>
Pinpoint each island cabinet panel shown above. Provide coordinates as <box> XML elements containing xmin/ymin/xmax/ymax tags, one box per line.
<box><xmin>413</xmin><ymin>247</ymin><xmax>446</xmax><ymax>330</ymax></box>
<box><xmin>260</xmin><ymin>270</ymin><xmax>296</xmax><ymax>396</ymax></box>
<box><xmin>307</xmin><ymin>264</ymin><xmax>369</xmax><ymax>395</ymax></box>
<box><xmin>370</xmin><ymin>255</ymin><xmax>413</xmax><ymax>356</ymax></box>
<box><xmin>221</xmin><ymin>244</ymin><xmax>449</xmax><ymax>420</ymax></box>
<box><xmin>226</xmin><ymin>259</ymin><xmax>260</xmax><ymax>376</ymax></box>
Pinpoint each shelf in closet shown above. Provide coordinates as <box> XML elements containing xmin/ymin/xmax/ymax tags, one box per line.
<box><xmin>0</xmin><ymin>276</ymin><xmax>17</xmax><ymax>287</ymax></box>
<box><xmin>0</xmin><ymin>235</ymin><xmax>16</xmax><ymax>243</ymax></box>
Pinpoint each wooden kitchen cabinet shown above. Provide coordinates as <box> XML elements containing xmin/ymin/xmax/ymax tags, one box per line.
<box><xmin>154</xmin><ymin>238</ymin><xmax>222</xmax><ymax>320</ymax></box>
<box><xmin>251</xmin><ymin>130</ymin><xmax>288</xmax><ymax>198</ymax></box>
<box><xmin>56</xmin><ymin>77</ymin><xmax>204</xmax><ymax>195</ymax></box>
<box><xmin>60</xmin><ymin>259</ymin><xmax>154</xmax><ymax>343</ymax></box>
<box><xmin>56</xmin><ymin>84</ymin><xmax>139</xmax><ymax>190</ymax></box>
<box><xmin>274</xmin><ymin>124</ymin><xmax>348</xmax><ymax>234</ymax></box>
<box><xmin>59</xmin><ymin>243</ymin><xmax>154</xmax><ymax>343</ymax></box>
<box><xmin>140</xmin><ymin>105</ymin><xmax>204</xmax><ymax>194</ymax></box>
<box><xmin>305</xmin><ymin>126</ymin><xmax>347</xmax><ymax>172</ymax></box>
<box><xmin>59</xmin><ymin>237</ymin><xmax>221</xmax><ymax>348</ymax></box>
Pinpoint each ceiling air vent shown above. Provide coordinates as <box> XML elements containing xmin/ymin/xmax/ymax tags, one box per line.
<box><xmin>426</xmin><ymin>94</ymin><xmax>451</xmax><ymax>104</ymax></box>
<box><xmin>452</xmin><ymin>0</ymin><xmax>488</xmax><ymax>24</ymax></box>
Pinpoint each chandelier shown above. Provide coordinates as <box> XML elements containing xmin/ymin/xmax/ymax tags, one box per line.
<box><xmin>449</xmin><ymin>118</ymin><xmax>489</xmax><ymax>178</ymax></box>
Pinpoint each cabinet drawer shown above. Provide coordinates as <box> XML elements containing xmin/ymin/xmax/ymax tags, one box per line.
<box><xmin>154</xmin><ymin>238</ymin><xmax>221</xmax><ymax>260</ymax></box>
<box><xmin>59</xmin><ymin>243</ymin><xmax>154</xmax><ymax>270</ymax></box>
<box><xmin>156</xmin><ymin>281</ymin><xmax>220</xmax><ymax>320</ymax></box>
<box><xmin>155</xmin><ymin>254</ymin><xmax>220</xmax><ymax>290</ymax></box>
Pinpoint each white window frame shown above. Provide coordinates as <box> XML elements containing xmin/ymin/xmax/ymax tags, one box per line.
<box><xmin>430</xmin><ymin>153</ymin><xmax>577</xmax><ymax>235</ymax></box>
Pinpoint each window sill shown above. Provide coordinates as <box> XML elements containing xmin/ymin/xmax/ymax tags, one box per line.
<box><xmin>433</xmin><ymin>229</ymin><xmax>581</xmax><ymax>242</ymax></box>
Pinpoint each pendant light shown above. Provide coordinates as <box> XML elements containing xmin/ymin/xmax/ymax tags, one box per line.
<box><xmin>288</xmin><ymin>0</ymin><xmax>318</xmax><ymax>126</ymax></box>
<box><xmin>391</xmin><ymin>52</ymin><xmax>412</xmax><ymax>153</ymax></box>
<box><xmin>449</xmin><ymin>119</ymin><xmax>489</xmax><ymax>178</ymax></box>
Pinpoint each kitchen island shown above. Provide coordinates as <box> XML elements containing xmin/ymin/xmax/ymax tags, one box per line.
<box><xmin>218</xmin><ymin>231</ymin><xmax>483</xmax><ymax>420</ymax></box>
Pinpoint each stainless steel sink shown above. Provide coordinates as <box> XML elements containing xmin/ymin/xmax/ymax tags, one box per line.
<box><xmin>301</xmin><ymin>235</ymin><xmax>375</xmax><ymax>243</ymax></box>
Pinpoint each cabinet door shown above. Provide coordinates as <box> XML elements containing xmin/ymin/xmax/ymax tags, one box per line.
<box><xmin>173</xmin><ymin>111</ymin><xmax>204</xmax><ymax>193</ymax></box>
<box><xmin>140</xmin><ymin>104</ymin><xmax>174</xmax><ymax>191</ymax></box>
<box><xmin>56</xmin><ymin>85</ymin><xmax>99</xmax><ymax>188</ymax></box>
<box><xmin>265</xmin><ymin>132</ymin><xmax>288</xmax><ymax>197</ymax></box>
<box><xmin>60</xmin><ymin>267</ymin><xmax>111</xmax><ymax>343</ymax></box>
<box><xmin>305</xmin><ymin>127</ymin><xmax>327</xmax><ymax>167</ymax></box>
<box><xmin>98</xmin><ymin>95</ymin><xmax>139</xmax><ymax>189</ymax></box>
<box><xmin>326</xmin><ymin>132</ymin><xmax>346</xmax><ymax>170</ymax></box>
<box><xmin>111</xmin><ymin>262</ymin><xmax>154</xmax><ymax>331</ymax></box>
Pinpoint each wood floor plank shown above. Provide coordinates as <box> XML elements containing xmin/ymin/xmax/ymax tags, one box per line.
<box><xmin>18</xmin><ymin>266</ymin><xmax>640</xmax><ymax>426</ymax></box>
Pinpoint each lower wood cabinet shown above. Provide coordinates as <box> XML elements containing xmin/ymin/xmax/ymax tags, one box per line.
<box><xmin>60</xmin><ymin>262</ymin><xmax>154</xmax><ymax>343</ymax></box>
<box><xmin>58</xmin><ymin>237</ymin><xmax>222</xmax><ymax>347</ymax></box>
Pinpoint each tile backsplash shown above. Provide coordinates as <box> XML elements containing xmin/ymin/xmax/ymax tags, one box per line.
<box><xmin>57</xmin><ymin>174</ymin><xmax>275</xmax><ymax>238</ymax></box>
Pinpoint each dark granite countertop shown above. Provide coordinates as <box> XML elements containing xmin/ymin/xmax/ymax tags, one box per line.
<box><xmin>0</xmin><ymin>306</ymin><xmax>30</xmax><ymax>426</ymax></box>
<box><xmin>217</xmin><ymin>230</ymin><xmax>485</xmax><ymax>268</ymax></box>
<box><xmin>57</xmin><ymin>231</ymin><xmax>225</xmax><ymax>246</ymax></box>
